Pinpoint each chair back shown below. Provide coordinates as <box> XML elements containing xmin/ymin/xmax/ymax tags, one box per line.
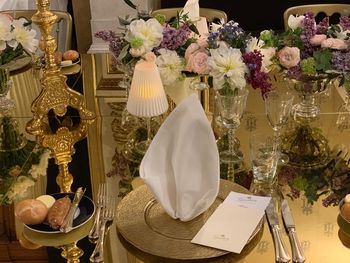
<box><xmin>1</xmin><ymin>9</ymin><xmax>72</xmax><ymax>51</ymax></box>
<box><xmin>151</xmin><ymin>7</ymin><xmax>227</xmax><ymax>23</ymax></box>
<box><xmin>283</xmin><ymin>4</ymin><xmax>350</xmax><ymax>30</ymax></box>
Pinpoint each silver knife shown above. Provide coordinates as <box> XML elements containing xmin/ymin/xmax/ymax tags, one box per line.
<box><xmin>281</xmin><ymin>199</ymin><xmax>305</xmax><ymax>263</ymax></box>
<box><xmin>60</xmin><ymin>187</ymin><xmax>86</xmax><ymax>233</ymax></box>
<box><xmin>266</xmin><ymin>200</ymin><xmax>291</xmax><ymax>263</ymax></box>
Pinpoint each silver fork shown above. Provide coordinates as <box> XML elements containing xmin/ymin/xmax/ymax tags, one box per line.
<box><xmin>90</xmin><ymin>196</ymin><xmax>116</xmax><ymax>263</ymax></box>
<box><xmin>88</xmin><ymin>183</ymin><xmax>106</xmax><ymax>243</ymax></box>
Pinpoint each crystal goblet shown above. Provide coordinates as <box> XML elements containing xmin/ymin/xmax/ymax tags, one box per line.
<box><xmin>216</xmin><ymin>88</ymin><xmax>249</xmax><ymax>164</ymax></box>
<box><xmin>264</xmin><ymin>90</ymin><xmax>294</xmax><ymax>165</ymax></box>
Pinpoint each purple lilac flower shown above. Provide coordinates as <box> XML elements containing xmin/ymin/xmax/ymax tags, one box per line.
<box><xmin>300</xmin><ymin>12</ymin><xmax>317</xmax><ymax>58</ymax></box>
<box><xmin>217</xmin><ymin>21</ymin><xmax>248</xmax><ymax>49</ymax></box>
<box><xmin>287</xmin><ymin>65</ymin><xmax>302</xmax><ymax>80</ymax></box>
<box><xmin>340</xmin><ymin>16</ymin><xmax>350</xmax><ymax>30</ymax></box>
<box><xmin>242</xmin><ymin>50</ymin><xmax>271</xmax><ymax>96</ymax></box>
<box><xmin>208</xmin><ymin>32</ymin><xmax>219</xmax><ymax>48</ymax></box>
<box><xmin>242</xmin><ymin>50</ymin><xmax>263</xmax><ymax>71</ymax></box>
<box><xmin>249</xmin><ymin>71</ymin><xmax>271</xmax><ymax>96</ymax></box>
<box><xmin>95</xmin><ymin>30</ymin><xmax>125</xmax><ymax>60</ymax></box>
<box><xmin>332</xmin><ymin>51</ymin><xmax>350</xmax><ymax>72</ymax></box>
<box><xmin>322</xmin><ymin>193</ymin><xmax>339</xmax><ymax>207</ymax></box>
<box><xmin>218</xmin><ymin>20</ymin><xmax>244</xmax><ymax>39</ymax></box>
<box><xmin>159</xmin><ymin>24</ymin><xmax>191</xmax><ymax>50</ymax></box>
<box><xmin>106</xmin><ymin>151</ymin><xmax>129</xmax><ymax>179</ymax></box>
<box><xmin>291</xmin><ymin>187</ymin><xmax>301</xmax><ymax>199</ymax></box>
<box><xmin>95</xmin><ymin>30</ymin><xmax>118</xmax><ymax>42</ymax></box>
<box><xmin>316</xmin><ymin>17</ymin><xmax>329</xmax><ymax>34</ymax></box>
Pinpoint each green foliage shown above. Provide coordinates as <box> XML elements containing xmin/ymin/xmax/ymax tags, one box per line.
<box><xmin>260</xmin><ymin>30</ymin><xmax>279</xmax><ymax>48</ymax></box>
<box><xmin>279</xmin><ymin>28</ymin><xmax>303</xmax><ymax>50</ymax></box>
<box><xmin>300</xmin><ymin>58</ymin><xmax>317</xmax><ymax>75</ymax></box>
<box><xmin>0</xmin><ymin>46</ymin><xmax>24</xmax><ymax>66</ymax></box>
<box><xmin>154</xmin><ymin>14</ymin><xmax>166</xmax><ymax>25</ymax></box>
<box><xmin>314</xmin><ymin>49</ymin><xmax>332</xmax><ymax>72</ymax></box>
<box><xmin>280</xmin><ymin>147</ymin><xmax>350</xmax><ymax>206</ymax></box>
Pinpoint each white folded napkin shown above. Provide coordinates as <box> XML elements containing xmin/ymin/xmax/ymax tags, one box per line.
<box><xmin>182</xmin><ymin>0</ymin><xmax>200</xmax><ymax>21</ymax></box>
<box><xmin>140</xmin><ymin>94</ymin><xmax>220</xmax><ymax>221</ymax></box>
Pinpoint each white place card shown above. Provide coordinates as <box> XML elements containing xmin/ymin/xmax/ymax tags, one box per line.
<box><xmin>191</xmin><ymin>193</ymin><xmax>271</xmax><ymax>253</ymax></box>
<box><xmin>223</xmin><ymin>192</ymin><xmax>271</xmax><ymax>210</ymax></box>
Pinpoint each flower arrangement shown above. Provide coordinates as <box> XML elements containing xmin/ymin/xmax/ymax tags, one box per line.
<box><xmin>259</xmin><ymin>13</ymin><xmax>350</xmax><ymax>82</ymax></box>
<box><xmin>95</xmin><ymin>12</ymin><xmax>199</xmax><ymax>86</ymax></box>
<box><xmin>206</xmin><ymin>20</ymin><xmax>275</xmax><ymax>96</ymax></box>
<box><xmin>95</xmin><ymin>8</ymin><xmax>276</xmax><ymax>97</ymax></box>
<box><xmin>0</xmin><ymin>14</ymin><xmax>39</xmax><ymax>66</ymax></box>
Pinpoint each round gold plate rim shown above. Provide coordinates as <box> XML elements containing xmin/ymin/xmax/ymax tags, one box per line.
<box><xmin>116</xmin><ymin>180</ymin><xmax>263</xmax><ymax>260</ymax></box>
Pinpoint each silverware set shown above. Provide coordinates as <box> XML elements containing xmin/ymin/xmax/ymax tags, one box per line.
<box><xmin>89</xmin><ymin>183</ymin><xmax>116</xmax><ymax>263</ymax></box>
<box><xmin>266</xmin><ymin>199</ymin><xmax>305</xmax><ymax>263</ymax></box>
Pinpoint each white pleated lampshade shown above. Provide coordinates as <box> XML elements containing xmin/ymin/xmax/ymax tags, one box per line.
<box><xmin>127</xmin><ymin>61</ymin><xmax>169</xmax><ymax>117</ymax></box>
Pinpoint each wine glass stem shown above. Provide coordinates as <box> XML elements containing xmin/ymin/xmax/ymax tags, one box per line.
<box><xmin>146</xmin><ymin>117</ymin><xmax>152</xmax><ymax>146</ymax></box>
<box><xmin>273</xmin><ymin>128</ymin><xmax>281</xmax><ymax>154</ymax></box>
<box><xmin>228</xmin><ymin>128</ymin><xmax>235</xmax><ymax>155</ymax></box>
<box><xmin>227</xmin><ymin>162</ymin><xmax>235</xmax><ymax>182</ymax></box>
<box><xmin>227</xmin><ymin>127</ymin><xmax>236</xmax><ymax>182</ymax></box>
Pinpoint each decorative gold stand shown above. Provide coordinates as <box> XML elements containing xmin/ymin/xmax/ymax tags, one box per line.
<box><xmin>24</xmin><ymin>0</ymin><xmax>95</xmax><ymax>262</ymax></box>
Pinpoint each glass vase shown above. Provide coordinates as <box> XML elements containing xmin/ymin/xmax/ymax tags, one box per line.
<box><xmin>281</xmin><ymin>76</ymin><xmax>334</xmax><ymax>168</ymax></box>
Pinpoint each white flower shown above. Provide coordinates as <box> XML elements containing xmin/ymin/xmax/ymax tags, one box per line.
<box><xmin>287</xmin><ymin>15</ymin><xmax>305</xmax><ymax>30</ymax></box>
<box><xmin>336</xmin><ymin>26</ymin><xmax>350</xmax><ymax>41</ymax></box>
<box><xmin>6</xmin><ymin>176</ymin><xmax>35</xmax><ymax>202</ymax></box>
<box><xmin>246</xmin><ymin>37</ymin><xmax>276</xmax><ymax>72</ymax></box>
<box><xmin>11</xmin><ymin>25</ymin><xmax>39</xmax><ymax>53</ymax></box>
<box><xmin>156</xmin><ymin>48</ymin><xmax>184</xmax><ymax>86</ymax></box>
<box><xmin>208</xmin><ymin>43</ymin><xmax>248</xmax><ymax>89</ymax></box>
<box><xmin>28</xmin><ymin>150</ymin><xmax>50</xmax><ymax>179</ymax></box>
<box><xmin>0</xmin><ymin>14</ymin><xmax>13</xmax><ymax>51</ymax></box>
<box><xmin>125</xmin><ymin>18</ymin><xmax>163</xmax><ymax>53</ymax></box>
<box><xmin>129</xmin><ymin>47</ymin><xmax>145</xmax><ymax>57</ymax></box>
<box><xmin>209</xmin><ymin>18</ymin><xmax>225</xmax><ymax>32</ymax></box>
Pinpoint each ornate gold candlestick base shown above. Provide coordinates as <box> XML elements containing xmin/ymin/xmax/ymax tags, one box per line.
<box><xmin>61</xmin><ymin>243</ymin><xmax>84</xmax><ymax>263</ymax></box>
<box><xmin>24</xmin><ymin>0</ymin><xmax>96</xmax><ymax>262</ymax></box>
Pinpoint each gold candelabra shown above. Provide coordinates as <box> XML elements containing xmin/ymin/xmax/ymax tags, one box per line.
<box><xmin>25</xmin><ymin>0</ymin><xmax>95</xmax><ymax>262</ymax></box>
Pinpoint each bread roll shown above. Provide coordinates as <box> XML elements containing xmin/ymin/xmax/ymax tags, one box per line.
<box><xmin>15</xmin><ymin>199</ymin><xmax>48</xmax><ymax>225</ymax></box>
<box><xmin>47</xmin><ymin>196</ymin><xmax>71</xmax><ymax>230</ymax></box>
<box><xmin>63</xmin><ymin>50</ymin><xmax>79</xmax><ymax>61</ymax></box>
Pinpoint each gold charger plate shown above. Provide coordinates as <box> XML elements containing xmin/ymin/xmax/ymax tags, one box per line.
<box><xmin>116</xmin><ymin>180</ymin><xmax>264</xmax><ymax>261</ymax></box>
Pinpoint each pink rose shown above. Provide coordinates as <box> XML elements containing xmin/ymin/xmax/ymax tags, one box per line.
<box><xmin>186</xmin><ymin>51</ymin><xmax>209</xmax><ymax>74</ymax></box>
<box><xmin>143</xmin><ymin>52</ymin><xmax>156</xmax><ymax>62</ymax></box>
<box><xmin>185</xmin><ymin>43</ymin><xmax>200</xmax><ymax>60</ymax></box>
<box><xmin>321</xmin><ymin>38</ymin><xmax>348</xmax><ymax>50</ymax></box>
<box><xmin>197</xmin><ymin>36</ymin><xmax>208</xmax><ymax>49</ymax></box>
<box><xmin>278</xmin><ymin>47</ymin><xmax>300</xmax><ymax>69</ymax></box>
<box><xmin>310</xmin><ymin>34</ymin><xmax>327</xmax><ymax>46</ymax></box>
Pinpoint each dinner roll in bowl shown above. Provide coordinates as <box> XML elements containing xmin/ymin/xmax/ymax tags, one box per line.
<box><xmin>63</xmin><ymin>50</ymin><xmax>79</xmax><ymax>61</ymax></box>
<box><xmin>15</xmin><ymin>199</ymin><xmax>48</xmax><ymax>225</ymax></box>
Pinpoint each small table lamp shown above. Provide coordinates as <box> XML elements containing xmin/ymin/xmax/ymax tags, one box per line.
<box><xmin>127</xmin><ymin>61</ymin><xmax>169</xmax><ymax>154</ymax></box>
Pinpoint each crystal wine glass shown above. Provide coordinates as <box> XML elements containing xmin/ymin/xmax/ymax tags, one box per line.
<box><xmin>264</xmin><ymin>90</ymin><xmax>294</xmax><ymax>165</ymax></box>
<box><xmin>216</xmin><ymin>88</ymin><xmax>249</xmax><ymax>164</ymax></box>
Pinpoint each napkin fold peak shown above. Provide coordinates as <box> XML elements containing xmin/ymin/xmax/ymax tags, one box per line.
<box><xmin>140</xmin><ymin>94</ymin><xmax>220</xmax><ymax>221</ymax></box>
